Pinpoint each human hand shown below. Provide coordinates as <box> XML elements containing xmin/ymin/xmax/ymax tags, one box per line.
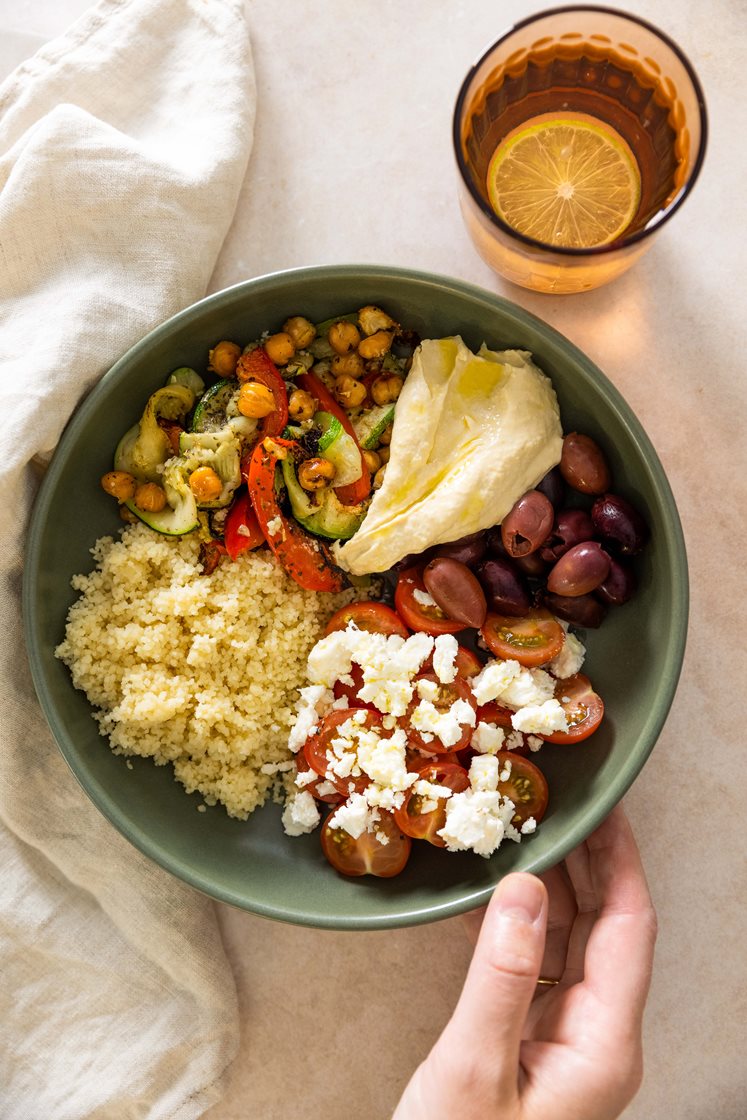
<box><xmin>392</xmin><ymin>806</ymin><xmax>657</xmax><ymax>1120</ymax></box>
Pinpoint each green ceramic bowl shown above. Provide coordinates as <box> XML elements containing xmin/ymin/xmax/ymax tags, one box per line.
<box><xmin>24</xmin><ymin>265</ymin><xmax>687</xmax><ymax>930</ymax></box>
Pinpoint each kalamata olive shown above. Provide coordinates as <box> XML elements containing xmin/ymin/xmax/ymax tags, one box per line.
<box><xmin>512</xmin><ymin>550</ymin><xmax>548</xmax><ymax>578</ymax></box>
<box><xmin>423</xmin><ymin>558</ymin><xmax>487</xmax><ymax>628</ymax></box>
<box><xmin>543</xmin><ymin>591</ymin><xmax>607</xmax><ymax>629</ymax></box>
<box><xmin>501</xmin><ymin>490</ymin><xmax>555</xmax><ymax>558</ymax></box>
<box><xmin>596</xmin><ymin>556</ymin><xmax>636</xmax><ymax>605</ymax></box>
<box><xmin>540</xmin><ymin>507</ymin><xmax>596</xmax><ymax>563</ymax></box>
<box><xmin>536</xmin><ymin>466</ymin><xmax>566</xmax><ymax>509</ymax></box>
<box><xmin>434</xmin><ymin>531</ymin><xmax>487</xmax><ymax>568</ymax></box>
<box><xmin>476</xmin><ymin>557</ymin><xmax>531</xmax><ymax>617</ymax></box>
<box><xmin>547</xmin><ymin>541</ymin><xmax>611</xmax><ymax>596</ymax></box>
<box><xmin>485</xmin><ymin>528</ymin><xmax>508</xmax><ymax>559</ymax></box>
<box><xmin>560</xmin><ymin>433</ymin><xmax>611</xmax><ymax>495</ymax></box>
<box><xmin>591</xmin><ymin>493</ymin><xmax>649</xmax><ymax>556</ymax></box>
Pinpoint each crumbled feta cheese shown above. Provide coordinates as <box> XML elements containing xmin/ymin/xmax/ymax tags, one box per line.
<box><xmin>413</xmin><ymin>588</ymin><xmax>437</xmax><ymax>608</ymax></box>
<box><xmin>307</xmin><ymin>626</ymin><xmax>364</xmax><ymax>686</ymax></box>
<box><xmin>365</xmin><ymin>784</ymin><xmax>407</xmax><ymax>812</ymax></box>
<box><xmin>356</xmin><ymin>727</ymin><xmax>413</xmax><ymax>790</ymax></box>
<box><xmin>498</xmin><ymin>758</ymin><xmax>512</xmax><ymax>783</ymax></box>
<box><xmin>375</xmin><ymin>829</ymin><xmax>390</xmax><ymax>846</ymax></box>
<box><xmin>417</xmin><ymin>677</ymin><xmax>440</xmax><ymax>701</ymax></box>
<box><xmin>437</xmin><ymin>789</ymin><xmax>519</xmax><ymax>857</ymax></box>
<box><xmin>472</xmin><ymin>721</ymin><xmax>505</xmax><ymax>755</ymax></box>
<box><xmin>471</xmin><ymin>659</ymin><xmax>521</xmax><ymax>704</ymax></box>
<box><xmin>315</xmin><ymin>780</ymin><xmax>338</xmax><ymax>799</ymax></box>
<box><xmin>521</xmin><ymin>817</ymin><xmax>537</xmax><ymax>835</ymax></box>
<box><xmin>527</xmin><ymin>735</ymin><xmax>544</xmax><ymax>753</ymax></box>
<box><xmin>432</xmin><ymin>634</ymin><xmax>459</xmax><ymax>684</ymax></box>
<box><xmin>288</xmin><ymin>685</ymin><xmax>334</xmax><ymax>753</ymax></box>
<box><xmin>499</xmin><ymin>667</ymin><xmax>555</xmax><ymax>711</ymax></box>
<box><xmin>281</xmin><ymin>791</ymin><xmax>321</xmax><ymax>836</ymax></box>
<box><xmin>294</xmin><ymin>768</ymin><xmax>317</xmax><ymax>788</ymax></box>
<box><xmin>504</xmin><ymin>730</ymin><xmax>527</xmax><ymax>751</ymax></box>
<box><xmin>548</xmin><ymin>631</ymin><xmax>586</xmax><ymax>679</ymax></box>
<box><xmin>469</xmin><ymin>755</ymin><xmax>500</xmax><ymax>792</ymax></box>
<box><xmin>265</xmin><ymin>515</ymin><xmax>283</xmax><ymax>537</ymax></box>
<box><xmin>329</xmin><ymin>792</ymin><xmax>373</xmax><ymax>839</ymax></box>
<box><xmin>355</xmin><ymin>630</ymin><xmax>434</xmax><ymax>715</ymax></box>
<box><xmin>412</xmin><ymin>778</ymin><xmax>453</xmax><ymax>814</ymax></box>
<box><xmin>411</xmin><ymin>697</ymin><xmax>476</xmax><ymax>747</ymax></box>
<box><xmin>511</xmin><ymin>699</ymin><xmax>568</xmax><ymax>735</ymax></box>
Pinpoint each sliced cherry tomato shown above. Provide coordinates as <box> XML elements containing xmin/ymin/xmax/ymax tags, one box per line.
<box><xmin>542</xmin><ymin>673</ymin><xmax>604</xmax><ymax>743</ymax></box>
<box><xmin>244</xmin><ymin>438</ymin><xmax>346</xmax><ymax>592</ymax></box>
<box><xmin>325</xmin><ymin>602</ymin><xmax>409</xmax><ymax>639</ymax></box>
<box><xmin>236</xmin><ymin>347</ymin><xmax>289</xmax><ymax>436</ymax></box>
<box><xmin>495</xmin><ymin>751</ymin><xmax>548</xmax><ymax>825</ymax></box>
<box><xmin>223</xmin><ymin>488</ymin><xmax>265</xmax><ymax>559</ymax></box>
<box><xmin>295</xmin><ymin>370</ymin><xmax>370</xmax><ymax>505</ymax></box>
<box><xmin>480</xmin><ymin>609</ymin><xmax>565</xmax><ymax>667</ymax></box>
<box><xmin>394</xmin><ymin>566</ymin><xmax>464</xmax><ymax>636</ymax></box>
<box><xmin>321</xmin><ymin>808</ymin><xmax>411</xmax><ymax>878</ymax></box>
<box><xmin>475</xmin><ymin>700</ymin><xmax>515</xmax><ymax>728</ymax></box>
<box><xmin>406</xmin><ymin>748</ymin><xmax>461</xmax><ymax>769</ymax></box>
<box><xmin>394</xmin><ymin>760</ymin><xmax>469</xmax><ymax>847</ymax></box>
<box><xmin>406</xmin><ymin>672</ymin><xmax>477</xmax><ymax>754</ymax></box>
<box><xmin>303</xmin><ymin>709</ymin><xmax>379</xmax><ymax>795</ymax></box>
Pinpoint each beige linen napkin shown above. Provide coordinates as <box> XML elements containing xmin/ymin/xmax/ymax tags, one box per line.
<box><xmin>0</xmin><ymin>1</ymin><xmax>255</xmax><ymax>1115</ymax></box>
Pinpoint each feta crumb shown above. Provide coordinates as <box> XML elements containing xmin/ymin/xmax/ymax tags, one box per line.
<box><xmin>413</xmin><ymin>588</ymin><xmax>437</xmax><ymax>608</ymax></box>
<box><xmin>265</xmin><ymin>515</ymin><xmax>283</xmax><ymax>537</ymax></box>
<box><xmin>375</xmin><ymin>829</ymin><xmax>390</xmax><ymax>846</ymax></box>
<box><xmin>432</xmin><ymin>634</ymin><xmax>459</xmax><ymax>684</ymax></box>
<box><xmin>294</xmin><ymin>768</ymin><xmax>316</xmax><ymax>788</ymax></box>
<box><xmin>521</xmin><ymin>817</ymin><xmax>537</xmax><ymax>835</ymax></box>
<box><xmin>471</xmin><ymin>659</ymin><xmax>521</xmax><ymax>704</ymax></box>
<box><xmin>472</xmin><ymin>721</ymin><xmax>505</xmax><ymax>755</ymax></box>
<box><xmin>437</xmin><ymin>789</ymin><xmax>519</xmax><ymax>857</ymax></box>
<box><xmin>315</xmin><ymin>780</ymin><xmax>338</xmax><ymax>798</ymax></box>
<box><xmin>469</xmin><ymin>755</ymin><xmax>500</xmax><ymax>792</ymax></box>
<box><xmin>288</xmin><ymin>685</ymin><xmax>334</xmax><ymax>753</ymax></box>
<box><xmin>329</xmin><ymin>792</ymin><xmax>372</xmax><ymax>839</ymax></box>
<box><xmin>411</xmin><ymin>696</ymin><xmax>475</xmax><ymax>747</ymax></box>
<box><xmin>357</xmin><ymin>727</ymin><xmax>413</xmax><ymax>790</ymax></box>
<box><xmin>498</xmin><ymin>758</ymin><xmax>512</xmax><ymax>782</ymax></box>
<box><xmin>412</xmin><ymin>777</ymin><xmax>453</xmax><ymax>814</ymax></box>
<box><xmin>511</xmin><ymin>699</ymin><xmax>569</xmax><ymax>735</ymax></box>
<box><xmin>527</xmin><ymin>735</ymin><xmax>544</xmax><ymax>753</ymax></box>
<box><xmin>417</xmin><ymin>677</ymin><xmax>440</xmax><ymax>701</ymax></box>
<box><xmin>504</xmin><ymin>730</ymin><xmax>527</xmax><ymax>751</ymax></box>
<box><xmin>281</xmin><ymin>791</ymin><xmax>321</xmax><ymax>837</ymax></box>
<box><xmin>548</xmin><ymin>631</ymin><xmax>586</xmax><ymax>678</ymax></box>
<box><xmin>500</xmin><ymin>667</ymin><xmax>555</xmax><ymax>711</ymax></box>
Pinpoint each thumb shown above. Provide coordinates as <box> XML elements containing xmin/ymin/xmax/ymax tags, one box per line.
<box><xmin>448</xmin><ymin>873</ymin><xmax>548</xmax><ymax>1092</ymax></box>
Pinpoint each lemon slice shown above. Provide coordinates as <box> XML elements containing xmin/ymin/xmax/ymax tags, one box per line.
<box><xmin>487</xmin><ymin>113</ymin><xmax>641</xmax><ymax>248</ymax></box>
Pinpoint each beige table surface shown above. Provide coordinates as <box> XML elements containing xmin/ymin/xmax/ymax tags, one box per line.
<box><xmin>4</xmin><ymin>1</ymin><xmax>746</xmax><ymax>1117</ymax></box>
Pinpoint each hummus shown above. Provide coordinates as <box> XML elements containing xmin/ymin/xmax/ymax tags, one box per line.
<box><xmin>333</xmin><ymin>337</ymin><xmax>562</xmax><ymax>575</ymax></box>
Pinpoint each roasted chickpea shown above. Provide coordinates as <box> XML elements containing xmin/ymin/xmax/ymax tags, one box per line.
<box><xmin>378</xmin><ymin>424</ymin><xmax>393</xmax><ymax>446</ymax></box>
<box><xmin>358</xmin><ymin>330</ymin><xmax>393</xmax><ymax>360</ymax></box>
<box><xmin>100</xmin><ymin>470</ymin><xmax>136</xmax><ymax>502</ymax></box>
<box><xmin>208</xmin><ymin>340</ymin><xmax>241</xmax><ymax>377</ymax></box>
<box><xmin>371</xmin><ymin>374</ymin><xmax>403</xmax><ymax>406</ymax></box>
<box><xmin>282</xmin><ymin>315</ymin><xmax>316</xmax><ymax>349</ymax></box>
<box><xmin>264</xmin><ymin>332</ymin><xmax>296</xmax><ymax>366</ymax></box>
<box><xmin>362</xmin><ymin>450</ymin><xmax>381</xmax><ymax>473</ymax></box>
<box><xmin>377</xmin><ymin>444</ymin><xmax>390</xmax><ymax>465</ymax></box>
<box><xmin>134</xmin><ymin>482</ymin><xmax>167</xmax><ymax>513</ymax></box>
<box><xmin>188</xmin><ymin>466</ymin><xmax>223</xmax><ymax>503</ymax></box>
<box><xmin>238</xmin><ymin>380</ymin><xmax>275</xmax><ymax>418</ymax></box>
<box><xmin>328</xmin><ymin>320</ymin><xmax>361</xmax><ymax>354</ymax></box>
<box><xmin>358</xmin><ymin>305</ymin><xmax>398</xmax><ymax>336</ymax></box>
<box><xmin>333</xmin><ymin>375</ymin><xmax>367</xmax><ymax>409</ymax></box>
<box><xmin>373</xmin><ymin>464</ymin><xmax>387</xmax><ymax>490</ymax></box>
<box><xmin>288</xmin><ymin>389</ymin><xmax>317</xmax><ymax>422</ymax></box>
<box><xmin>298</xmin><ymin>457</ymin><xmax>336</xmax><ymax>490</ymax></box>
<box><xmin>331</xmin><ymin>351</ymin><xmax>365</xmax><ymax>378</ymax></box>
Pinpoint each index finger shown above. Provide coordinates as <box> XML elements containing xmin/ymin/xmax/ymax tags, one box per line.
<box><xmin>581</xmin><ymin>805</ymin><xmax>658</xmax><ymax>1036</ymax></box>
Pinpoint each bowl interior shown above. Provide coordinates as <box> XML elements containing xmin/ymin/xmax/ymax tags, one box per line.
<box><xmin>24</xmin><ymin>265</ymin><xmax>687</xmax><ymax>929</ymax></box>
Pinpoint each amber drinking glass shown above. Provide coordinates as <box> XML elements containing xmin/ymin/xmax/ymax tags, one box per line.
<box><xmin>453</xmin><ymin>6</ymin><xmax>707</xmax><ymax>293</ymax></box>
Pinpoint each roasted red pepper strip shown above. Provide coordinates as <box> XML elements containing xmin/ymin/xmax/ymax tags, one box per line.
<box><xmin>295</xmin><ymin>371</ymin><xmax>371</xmax><ymax>505</ymax></box>
<box><xmin>244</xmin><ymin>438</ymin><xmax>347</xmax><ymax>592</ymax></box>
<box><xmin>224</xmin><ymin>488</ymin><xmax>265</xmax><ymax>560</ymax></box>
<box><xmin>236</xmin><ymin>347</ymin><xmax>289</xmax><ymax>436</ymax></box>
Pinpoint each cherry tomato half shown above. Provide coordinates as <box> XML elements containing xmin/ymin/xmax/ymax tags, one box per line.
<box><xmin>495</xmin><ymin>751</ymin><xmax>549</xmax><ymax>825</ymax></box>
<box><xmin>321</xmin><ymin>808</ymin><xmax>411</xmax><ymax>877</ymax></box>
<box><xmin>406</xmin><ymin>672</ymin><xmax>477</xmax><ymax>754</ymax></box>
<box><xmin>303</xmin><ymin>709</ymin><xmax>379</xmax><ymax>795</ymax></box>
<box><xmin>394</xmin><ymin>760</ymin><xmax>469</xmax><ymax>848</ymax></box>
<box><xmin>475</xmin><ymin>701</ymin><xmax>514</xmax><ymax>728</ymax></box>
<box><xmin>395</xmin><ymin>566</ymin><xmax>463</xmax><ymax>636</ymax></box>
<box><xmin>542</xmin><ymin>673</ymin><xmax>604</xmax><ymax>744</ymax></box>
<box><xmin>325</xmin><ymin>601</ymin><xmax>409</xmax><ymax>639</ymax></box>
<box><xmin>480</xmin><ymin>609</ymin><xmax>565</xmax><ymax>668</ymax></box>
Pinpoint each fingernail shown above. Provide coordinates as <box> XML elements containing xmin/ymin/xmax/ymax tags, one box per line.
<box><xmin>495</xmin><ymin>873</ymin><xmax>544</xmax><ymax>924</ymax></box>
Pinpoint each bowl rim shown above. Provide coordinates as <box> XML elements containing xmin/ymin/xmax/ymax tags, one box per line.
<box><xmin>23</xmin><ymin>263</ymin><xmax>689</xmax><ymax>929</ymax></box>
